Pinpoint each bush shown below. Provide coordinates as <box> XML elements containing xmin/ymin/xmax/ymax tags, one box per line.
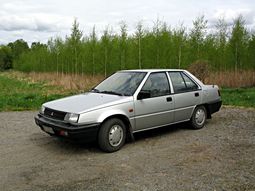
<box><xmin>0</xmin><ymin>46</ymin><xmax>13</xmax><ymax>71</ymax></box>
<box><xmin>188</xmin><ymin>60</ymin><xmax>210</xmax><ymax>83</ymax></box>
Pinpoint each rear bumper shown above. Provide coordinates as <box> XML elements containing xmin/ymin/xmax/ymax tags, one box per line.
<box><xmin>207</xmin><ymin>100</ymin><xmax>222</xmax><ymax>115</ymax></box>
<box><xmin>34</xmin><ymin>114</ymin><xmax>100</xmax><ymax>142</ymax></box>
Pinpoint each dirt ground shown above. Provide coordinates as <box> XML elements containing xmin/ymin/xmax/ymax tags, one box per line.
<box><xmin>0</xmin><ymin>107</ymin><xmax>254</xmax><ymax>191</ymax></box>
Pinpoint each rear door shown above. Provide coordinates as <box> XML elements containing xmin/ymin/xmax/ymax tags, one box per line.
<box><xmin>168</xmin><ymin>71</ymin><xmax>202</xmax><ymax>122</ymax></box>
<box><xmin>134</xmin><ymin>72</ymin><xmax>174</xmax><ymax>131</ymax></box>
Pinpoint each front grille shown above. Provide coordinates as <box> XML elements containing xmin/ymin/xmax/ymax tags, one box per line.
<box><xmin>44</xmin><ymin>108</ymin><xmax>67</xmax><ymax>120</ymax></box>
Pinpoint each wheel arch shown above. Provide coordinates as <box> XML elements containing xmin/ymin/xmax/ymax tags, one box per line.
<box><xmin>191</xmin><ymin>104</ymin><xmax>210</xmax><ymax>120</ymax></box>
<box><xmin>99</xmin><ymin>114</ymin><xmax>133</xmax><ymax>142</ymax></box>
<box><xmin>203</xmin><ymin>104</ymin><xmax>212</xmax><ymax>119</ymax></box>
<box><xmin>190</xmin><ymin>104</ymin><xmax>207</xmax><ymax>129</ymax></box>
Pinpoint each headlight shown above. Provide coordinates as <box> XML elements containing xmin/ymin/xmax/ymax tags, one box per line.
<box><xmin>40</xmin><ymin>106</ymin><xmax>45</xmax><ymax>114</ymax></box>
<box><xmin>64</xmin><ymin>113</ymin><xmax>79</xmax><ymax>123</ymax></box>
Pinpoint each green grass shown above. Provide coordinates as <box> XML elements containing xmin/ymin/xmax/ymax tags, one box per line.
<box><xmin>221</xmin><ymin>88</ymin><xmax>255</xmax><ymax>108</ymax></box>
<box><xmin>0</xmin><ymin>73</ymin><xmax>254</xmax><ymax>111</ymax></box>
<box><xmin>0</xmin><ymin>75</ymin><xmax>69</xmax><ymax>111</ymax></box>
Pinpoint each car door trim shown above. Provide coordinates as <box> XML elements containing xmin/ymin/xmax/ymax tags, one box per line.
<box><xmin>133</xmin><ymin>108</ymin><xmax>174</xmax><ymax>119</ymax></box>
<box><xmin>133</xmin><ymin>119</ymin><xmax>190</xmax><ymax>133</ymax></box>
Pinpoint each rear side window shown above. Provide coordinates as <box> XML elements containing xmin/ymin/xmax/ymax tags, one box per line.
<box><xmin>141</xmin><ymin>72</ymin><xmax>170</xmax><ymax>98</ymax></box>
<box><xmin>181</xmin><ymin>73</ymin><xmax>199</xmax><ymax>91</ymax></box>
<box><xmin>169</xmin><ymin>72</ymin><xmax>199</xmax><ymax>93</ymax></box>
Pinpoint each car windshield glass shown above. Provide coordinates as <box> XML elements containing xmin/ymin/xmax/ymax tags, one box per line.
<box><xmin>92</xmin><ymin>72</ymin><xmax>146</xmax><ymax>96</ymax></box>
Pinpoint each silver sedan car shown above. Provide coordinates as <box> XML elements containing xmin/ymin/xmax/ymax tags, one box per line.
<box><xmin>35</xmin><ymin>69</ymin><xmax>222</xmax><ymax>152</ymax></box>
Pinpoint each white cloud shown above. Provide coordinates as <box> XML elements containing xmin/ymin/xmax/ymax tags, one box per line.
<box><xmin>0</xmin><ymin>13</ymin><xmax>72</xmax><ymax>32</ymax></box>
<box><xmin>209</xmin><ymin>8</ymin><xmax>255</xmax><ymax>26</ymax></box>
<box><xmin>0</xmin><ymin>0</ymin><xmax>254</xmax><ymax>44</ymax></box>
<box><xmin>0</xmin><ymin>1</ymin><xmax>72</xmax><ymax>32</ymax></box>
<box><xmin>2</xmin><ymin>1</ymin><xmax>40</xmax><ymax>13</ymax></box>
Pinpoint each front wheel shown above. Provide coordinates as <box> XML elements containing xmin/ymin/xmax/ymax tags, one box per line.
<box><xmin>98</xmin><ymin>118</ymin><xmax>126</xmax><ymax>152</ymax></box>
<box><xmin>190</xmin><ymin>105</ymin><xmax>207</xmax><ymax>129</ymax></box>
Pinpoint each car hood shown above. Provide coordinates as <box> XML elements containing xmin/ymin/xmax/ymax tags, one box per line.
<box><xmin>44</xmin><ymin>92</ymin><xmax>133</xmax><ymax>114</ymax></box>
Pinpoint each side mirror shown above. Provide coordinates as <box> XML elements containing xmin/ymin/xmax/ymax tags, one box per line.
<box><xmin>137</xmin><ymin>91</ymin><xmax>151</xmax><ymax>100</ymax></box>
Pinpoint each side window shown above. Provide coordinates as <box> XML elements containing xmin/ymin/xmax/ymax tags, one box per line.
<box><xmin>141</xmin><ymin>73</ymin><xmax>170</xmax><ymax>98</ymax></box>
<box><xmin>182</xmin><ymin>73</ymin><xmax>199</xmax><ymax>91</ymax></box>
<box><xmin>169</xmin><ymin>72</ymin><xmax>198</xmax><ymax>93</ymax></box>
<box><xmin>168</xmin><ymin>72</ymin><xmax>186</xmax><ymax>93</ymax></box>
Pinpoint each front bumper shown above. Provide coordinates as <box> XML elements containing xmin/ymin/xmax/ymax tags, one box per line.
<box><xmin>34</xmin><ymin>114</ymin><xmax>100</xmax><ymax>142</ymax></box>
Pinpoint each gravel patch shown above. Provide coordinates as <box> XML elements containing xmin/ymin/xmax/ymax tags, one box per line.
<box><xmin>0</xmin><ymin>107</ymin><xmax>254</xmax><ymax>191</ymax></box>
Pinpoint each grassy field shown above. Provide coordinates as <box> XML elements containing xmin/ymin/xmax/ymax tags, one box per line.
<box><xmin>221</xmin><ymin>88</ymin><xmax>255</xmax><ymax>108</ymax></box>
<box><xmin>0</xmin><ymin>71</ymin><xmax>254</xmax><ymax>111</ymax></box>
<box><xmin>0</xmin><ymin>75</ymin><xmax>69</xmax><ymax>111</ymax></box>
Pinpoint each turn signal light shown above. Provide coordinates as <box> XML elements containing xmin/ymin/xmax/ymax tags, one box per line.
<box><xmin>128</xmin><ymin>108</ymin><xmax>134</xmax><ymax>112</ymax></box>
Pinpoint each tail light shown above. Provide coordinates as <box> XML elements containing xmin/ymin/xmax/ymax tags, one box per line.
<box><xmin>218</xmin><ymin>89</ymin><xmax>221</xmax><ymax>97</ymax></box>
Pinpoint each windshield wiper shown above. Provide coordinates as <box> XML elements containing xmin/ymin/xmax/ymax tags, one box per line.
<box><xmin>91</xmin><ymin>89</ymin><xmax>128</xmax><ymax>96</ymax></box>
<box><xmin>90</xmin><ymin>88</ymin><xmax>100</xmax><ymax>93</ymax></box>
<box><xmin>100</xmin><ymin>91</ymin><xmax>124</xmax><ymax>96</ymax></box>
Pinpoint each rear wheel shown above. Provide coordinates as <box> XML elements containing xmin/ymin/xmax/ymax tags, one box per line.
<box><xmin>190</xmin><ymin>105</ymin><xmax>207</xmax><ymax>129</ymax></box>
<box><xmin>98</xmin><ymin>118</ymin><xmax>126</xmax><ymax>152</ymax></box>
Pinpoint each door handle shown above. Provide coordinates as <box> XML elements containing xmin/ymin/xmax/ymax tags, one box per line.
<box><xmin>195</xmin><ymin>92</ymin><xmax>199</xmax><ymax>97</ymax></box>
<box><xmin>166</xmin><ymin>97</ymin><xmax>172</xmax><ymax>102</ymax></box>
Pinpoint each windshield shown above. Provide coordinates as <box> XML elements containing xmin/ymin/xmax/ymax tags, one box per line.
<box><xmin>92</xmin><ymin>72</ymin><xmax>146</xmax><ymax>96</ymax></box>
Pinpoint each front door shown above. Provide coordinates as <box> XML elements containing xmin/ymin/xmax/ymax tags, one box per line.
<box><xmin>134</xmin><ymin>72</ymin><xmax>174</xmax><ymax>131</ymax></box>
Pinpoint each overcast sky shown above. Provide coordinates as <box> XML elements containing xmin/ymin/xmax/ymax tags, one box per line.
<box><xmin>0</xmin><ymin>0</ymin><xmax>254</xmax><ymax>45</ymax></box>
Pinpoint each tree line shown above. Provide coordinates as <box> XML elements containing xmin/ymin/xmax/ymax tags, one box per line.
<box><xmin>0</xmin><ymin>15</ymin><xmax>254</xmax><ymax>76</ymax></box>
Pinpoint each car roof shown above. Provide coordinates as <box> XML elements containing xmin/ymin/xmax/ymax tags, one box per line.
<box><xmin>119</xmin><ymin>69</ymin><xmax>187</xmax><ymax>73</ymax></box>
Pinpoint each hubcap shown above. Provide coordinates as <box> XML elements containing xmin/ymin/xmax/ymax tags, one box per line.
<box><xmin>109</xmin><ymin>125</ymin><xmax>123</xmax><ymax>147</ymax></box>
<box><xmin>195</xmin><ymin>108</ymin><xmax>206</xmax><ymax>126</ymax></box>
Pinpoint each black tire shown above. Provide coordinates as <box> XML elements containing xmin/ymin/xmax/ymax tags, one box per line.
<box><xmin>190</xmin><ymin>105</ymin><xmax>207</xmax><ymax>129</ymax></box>
<box><xmin>98</xmin><ymin>118</ymin><xmax>126</xmax><ymax>152</ymax></box>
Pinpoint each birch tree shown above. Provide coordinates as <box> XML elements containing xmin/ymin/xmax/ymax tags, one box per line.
<box><xmin>89</xmin><ymin>26</ymin><xmax>97</xmax><ymax>76</ymax></box>
<box><xmin>229</xmin><ymin>15</ymin><xmax>248</xmax><ymax>71</ymax></box>
<box><xmin>101</xmin><ymin>27</ymin><xmax>110</xmax><ymax>77</ymax></box>
<box><xmin>67</xmin><ymin>19</ymin><xmax>83</xmax><ymax>75</ymax></box>
<box><xmin>119</xmin><ymin>21</ymin><xmax>127</xmax><ymax>70</ymax></box>
<box><xmin>135</xmin><ymin>21</ymin><xmax>144</xmax><ymax>69</ymax></box>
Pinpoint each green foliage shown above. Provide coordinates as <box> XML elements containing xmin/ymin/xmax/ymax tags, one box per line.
<box><xmin>221</xmin><ymin>88</ymin><xmax>255</xmax><ymax>108</ymax></box>
<box><xmin>8</xmin><ymin>39</ymin><xmax>29</xmax><ymax>59</ymax></box>
<box><xmin>119</xmin><ymin>21</ymin><xmax>128</xmax><ymax>70</ymax></box>
<box><xmin>135</xmin><ymin>21</ymin><xmax>144</xmax><ymax>69</ymax></box>
<box><xmin>89</xmin><ymin>26</ymin><xmax>97</xmax><ymax>76</ymax></box>
<box><xmin>247</xmin><ymin>34</ymin><xmax>255</xmax><ymax>70</ymax></box>
<box><xmin>229</xmin><ymin>16</ymin><xmax>249</xmax><ymax>71</ymax></box>
<box><xmin>189</xmin><ymin>16</ymin><xmax>208</xmax><ymax>61</ymax></box>
<box><xmin>2</xmin><ymin>16</ymin><xmax>254</xmax><ymax>75</ymax></box>
<box><xmin>0</xmin><ymin>75</ymin><xmax>67</xmax><ymax>111</ymax></box>
<box><xmin>0</xmin><ymin>46</ymin><xmax>13</xmax><ymax>70</ymax></box>
<box><xmin>214</xmin><ymin>18</ymin><xmax>228</xmax><ymax>71</ymax></box>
